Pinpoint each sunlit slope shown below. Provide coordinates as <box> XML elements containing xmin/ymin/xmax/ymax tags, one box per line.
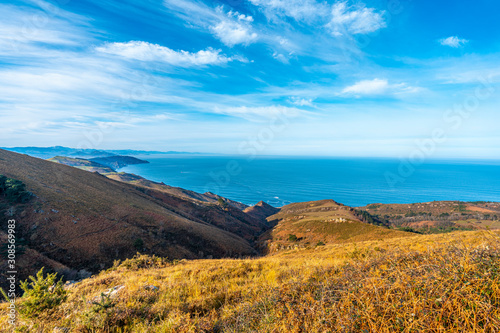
<box><xmin>261</xmin><ymin>199</ymin><xmax>413</xmax><ymax>252</ymax></box>
<box><xmin>3</xmin><ymin>230</ymin><xmax>499</xmax><ymax>332</ymax></box>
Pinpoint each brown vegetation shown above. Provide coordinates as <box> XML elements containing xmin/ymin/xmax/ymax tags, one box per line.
<box><xmin>2</xmin><ymin>230</ymin><xmax>499</xmax><ymax>332</ymax></box>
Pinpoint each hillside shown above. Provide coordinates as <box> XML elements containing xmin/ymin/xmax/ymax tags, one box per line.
<box><xmin>48</xmin><ymin>156</ymin><xmax>149</xmax><ymax>173</ymax></box>
<box><xmin>48</xmin><ymin>156</ymin><xmax>249</xmax><ymax>211</ymax></box>
<box><xmin>105</xmin><ymin>172</ymin><xmax>248</xmax><ymax>211</ymax></box>
<box><xmin>89</xmin><ymin>156</ymin><xmax>149</xmax><ymax>170</ymax></box>
<box><xmin>260</xmin><ymin>200</ymin><xmax>413</xmax><ymax>252</ymax></box>
<box><xmin>47</xmin><ymin>156</ymin><xmax>116</xmax><ymax>173</ymax></box>
<box><xmin>358</xmin><ymin>201</ymin><xmax>500</xmax><ymax>233</ymax></box>
<box><xmin>0</xmin><ymin>149</ymin><xmax>268</xmax><ymax>293</ymax></box>
<box><xmin>243</xmin><ymin>201</ymin><xmax>280</xmax><ymax>223</ymax></box>
<box><xmin>3</xmin><ymin>230</ymin><xmax>499</xmax><ymax>332</ymax></box>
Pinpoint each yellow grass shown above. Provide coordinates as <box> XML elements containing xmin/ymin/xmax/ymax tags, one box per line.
<box><xmin>2</xmin><ymin>230</ymin><xmax>500</xmax><ymax>332</ymax></box>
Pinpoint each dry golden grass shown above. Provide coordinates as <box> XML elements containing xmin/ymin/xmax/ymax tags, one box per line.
<box><xmin>2</xmin><ymin>230</ymin><xmax>500</xmax><ymax>332</ymax></box>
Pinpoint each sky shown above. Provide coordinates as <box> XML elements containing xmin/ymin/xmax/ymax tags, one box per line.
<box><xmin>1</xmin><ymin>0</ymin><xmax>500</xmax><ymax>159</ymax></box>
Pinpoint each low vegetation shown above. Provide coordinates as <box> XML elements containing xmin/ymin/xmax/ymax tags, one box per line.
<box><xmin>16</xmin><ymin>268</ymin><xmax>67</xmax><ymax>319</ymax></box>
<box><xmin>0</xmin><ymin>175</ymin><xmax>31</xmax><ymax>204</ymax></box>
<box><xmin>2</xmin><ymin>230</ymin><xmax>500</xmax><ymax>332</ymax></box>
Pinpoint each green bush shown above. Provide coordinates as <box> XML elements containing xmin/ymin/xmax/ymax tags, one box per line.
<box><xmin>18</xmin><ymin>268</ymin><xmax>67</xmax><ymax>318</ymax></box>
<box><xmin>288</xmin><ymin>234</ymin><xmax>298</xmax><ymax>242</ymax></box>
<box><xmin>0</xmin><ymin>175</ymin><xmax>32</xmax><ymax>203</ymax></box>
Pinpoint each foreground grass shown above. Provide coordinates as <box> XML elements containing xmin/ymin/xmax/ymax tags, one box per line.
<box><xmin>2</xmin><ymin>230</ymin><xmax>500</xmax><ymax>332</ymax></box>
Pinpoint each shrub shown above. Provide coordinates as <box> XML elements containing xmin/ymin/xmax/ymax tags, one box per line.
<box><xmin>133</xmin><ymin>238</ymin><xmax>144</xmax><ymax>251</ymax></box>
<box><xmin>288</xmin><ymin>234</ymin><xmax>298</xmax><ymax>242</ymax></box>
<box><xmin>217</xmin><ymin>197</ymin><xmax>228</xmax><ymax>209</ymax></box>
<box><xmin>18</xmin><ymin>268</ymin><xmax>67</xmax><ymax>318</ymax></box>
<box><xmin>0</xmin><ymin>175</ymin><xmax>32</xmax><ymax>203</ymax></box>
<box><xmin>114</xmin><ymin>253</ymin><xmax>170</xmax><ymax>270</ymax></box>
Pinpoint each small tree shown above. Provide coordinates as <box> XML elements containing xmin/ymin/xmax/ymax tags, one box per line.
<box><xmin>19</xmin><ymin>267</ymin><xmax>67</xmax><ymax>318</ymax></box>
<box><xmin>288</xmin><ymin>234</ymin><xmax>298</xmax><ymax>242</ymax></box>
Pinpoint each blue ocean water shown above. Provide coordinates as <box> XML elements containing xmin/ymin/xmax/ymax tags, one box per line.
<box><xmin>121</xmin><ymin>155</ymin><xmax>500</xmax><ymax>207</ymax></box>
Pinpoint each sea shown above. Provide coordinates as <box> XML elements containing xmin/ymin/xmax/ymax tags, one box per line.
<box><xmin>121</xmin><ymin>155</ymin><xmax>500</xmax><ymax>208</ymax></box>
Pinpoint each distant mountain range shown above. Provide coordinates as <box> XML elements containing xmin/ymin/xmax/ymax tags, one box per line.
<box><xmin>1</xmin><ymin>146</ymin><xmax>198</xmax><ymax>159</ymax></box>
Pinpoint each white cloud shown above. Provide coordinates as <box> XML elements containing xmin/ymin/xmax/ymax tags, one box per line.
<box><xmin>96</xmin><ymin>41</ymin><xmax>238</xmax><ymax>66</ymax></box>
<box><xmin>227</xmin><ymin>10</ymin><xmax>254</xmax><ymax>23</ymax></box>
<box><xmin>439</xmin><ymin>36</ymin><xmax>469</xmax><ymax>48</ymax></box>
<box><xmin>211</xmin><ymin>7</ymin><xmax>258</xmax><ymax>47</ymax></box>
<box><xmin>211</xmin><ymin>21</ymin><xmax>258</xmax><ymax>47</ymax></box>
<box><xmin>328</xmin><ymin>2</ymin><xmax>386</xmax><ymax>36</ymax></box>
<box><xmin>341</xmin><ymin>79</ymin><xmax>419</xmax><ymax>96</ymax></box>
<box><xmin>272</xmin><ymin>52</ymin><xmax>290</xmax><ymax>63</ymax></box>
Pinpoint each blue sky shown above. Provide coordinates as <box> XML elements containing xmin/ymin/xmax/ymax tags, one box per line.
<box><xmin>1</xmin><ymin>0</ymin><xmax>500</xmax><ymax>158</ymax></box>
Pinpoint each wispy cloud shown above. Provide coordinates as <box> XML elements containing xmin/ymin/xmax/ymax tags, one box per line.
<box><xmin>439</xmin><ymin>36</ymin><xmax>469</xmax><ymax>48</ymax></box>
<box><xmin>342</xmin><ymin>79</ymin><xmax>389</xmax><ymax>95</ymax></box>
<box><xmin>289</xmin><ymin>97</ymin><xmax>314</xmax><ymax>107</ymax></box>
<box><xmin>0</xmin><ymin>3</ymin><xmax>93</xmax><ymax>54</ymax></box>
<box><xmin>96</xmin><ymin>41</ymin><xmax>241</xmax><ymax>66</ymax></box>
<box><xmin>214</xmin><ymin>105</ymin><xmax>306</xmax><ymax>122</ymax></box>
<box><xmin>163</xmin><ymin>1</ymin><xmax>258</xmax><ymax>47</ymax></box>
<box><xmin>162</xmin><ymin>0</ymin><xmax>383</xmax><ymax>62</ymax></box>
<box><xmin>248</xmin><ymin>0</ymin><xmax>328</xmax><ymax>22</ymax></box>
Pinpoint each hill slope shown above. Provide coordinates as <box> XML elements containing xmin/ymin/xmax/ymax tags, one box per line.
<box><xmin>89</xmin><ymin>156</ymin><xmax>149</xmax><ymax>170</ymax></box>
<box><xmin>243</xmin><ymin>201</ymin><xmax>280</xmax><ymax>223</ymax></box>
<box><xmin>47</xmin><ymin>156</ymin><xmax>116</xmax><ymax>173</ymax></box>
<box><xmin>47</xmin><ymin>156</ymin><xmax>250</xmax><ymax>211</ymax></box>
<box><xmin>0</xmin><ymin>149</ymin><xmax>265</xmax><ymax>291</ymax></box>
<box><xmin>261</xmin><ymin>199</ymin><xmax>413</xmax><ymax>252</ymax></box>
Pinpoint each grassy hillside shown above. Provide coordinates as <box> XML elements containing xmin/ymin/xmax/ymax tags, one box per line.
<box><xmin>2</xmin><ymin>230</ymin><xmax>499</xmax><ymax>332</ymax></box>
<box><xmin>0</xmin><ymin>149</ymin><xmax>266</xmax><ymax>293</ymax></box>
<box><xmin>47</xmin><ymin>156</ymin><xmax>116</xmax><ymax>173</ymax></box>
<box><xmin>260</xmin><ymin>200</ymin><xmax>412</xmax><ymax>252</ymax></box>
